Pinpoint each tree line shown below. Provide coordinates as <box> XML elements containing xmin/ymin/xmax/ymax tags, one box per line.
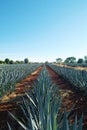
<box><xmin>0</xmin><ymin>58</ymin><xmax>29</xmax><ymax>64</ymax></box>
<box><xmin>56</xmin><ymin>56</ymin><xmax>87</xmax><ymax>64</ymax></box>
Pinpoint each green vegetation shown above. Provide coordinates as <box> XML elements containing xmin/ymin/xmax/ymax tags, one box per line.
<box><xmin>56</xmin><ymin>56</ymin><xmax>87</xmax><ymax>67</ymax></box>
<box><xmin>0</xmin><ymin>63</ymin><xmax>41</xmax><ymax>98</ymax></box>
<box><xmin>84</xmin><ymin>56</ymin><xmax>87</xmax><ymax>63</ymax></box>
<box><xmin>64</xmin><ymin>57</ymin><xmax>76</xmax><ymax>64</ymax></box>
<box><xmin>77</xmin><ymin>58</ymin><xmax>84</xmax><ymax>63</ymax></box>
<box><xmin>0</xmin><ymin>61</ymin><xmax>85</xmax><ymax>130</ymax></box>
<box><xmin>56</xmin><ymin>58</ymin><xmax>63</xmax><ymax>64</ymax></box>
<box><xmin>8</xmin><ymin>66</ymin><xmax>83</xmax><ymax>130</ymax></box>
<box><xmin>0</xmin><ymin>58</ymin><xmax>30</xmax><ymax>64</ymax></box>
<box><xmin>48</xmin><ymin>63</ymin><xmax>87</xmax><ymax>95</ymax></box>
<box><xmin>24</xmin><ymin>58</ymin><xmax>29</xmax><ymax>64</ymax></box>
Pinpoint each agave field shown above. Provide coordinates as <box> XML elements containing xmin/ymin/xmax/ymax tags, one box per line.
<box><xmin>0</xmin><ymin>63</ymin><xmax>87</xmax><ymax>130</ymax></box>
<box><xmin>48</xmin><ymin>63</ymin><xmax>87</xmax><ymax>95</ymax></box>
<box><xmin>0</xmin><ymin>63</ymin><xmax>42</xmax><ymax>98</ymax></box>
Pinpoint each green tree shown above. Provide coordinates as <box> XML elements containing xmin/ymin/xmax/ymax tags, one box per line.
<box><xmin>64</xmin><ymin>57</ymin><xmax>76</xmax><ymax>64</ymax></box>
<box><xmin>24</xmin><ymin>58</ymin><xmax>29</xmax><ymax>64</ymax></box>
<box><xmin>0</xmin><ymin>60</ymin><xmax>4</xmax><ymax>64</ymax></box>
<box><xmin>84</xmin><ymin>56</ymin><xmax>87</xmax><ymax>63</ymax></box>
<box><xmin>4</xmin><ymin>58</ymin><xmax>10</xmax><ymax>64</ymax></box>
<box><xmin>77</xmin><ymin>58</ymin><xmax>84</xmax><ymax>63</ymax></box>
<box><xmin>9</xmin><ymin>60</ymin><xmax>14</xmax><ymax>64</ymax></box>
<box><xmin>56</xmin><ymin>58</ymin><xmax>63</xmax><ymax>64</ymax></box>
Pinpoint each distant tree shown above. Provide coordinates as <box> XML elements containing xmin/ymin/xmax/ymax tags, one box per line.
<box><xmin>9</xmin><ymin>60</ymin><xmax>14</xmax><ymax>64</ymax></box>
<box><xmin>15</xmin><ymin>61</ymin><xmax>21</xmax><ymax>64</ymax></box>
<box><xmin>84</xmin><ymin>56</ymin><xmax>87</xmax><ymax>63</ymax></box>
<box><xmin>24</xmin><ymin>58</ymin><xmax>29</xmax><ymax>64</ymax></box>
<box><xmin>20</xmin><ymin>61</ymin><xmax>24</xmax><ymax>64</ymax></box>
<box><xmin>45</xmin><ymin>61</ymin><xmax>48</xmax><ymax>64</ymax></box>
<box><xmin>56</xmin><ymin>58</ymin><xmax>63</xmax><ymax>64</ymax></box>
<box><xmin>4</xmin><ymin>58</ymin><xmax>10</xmax><ymax>64</ymax></box>
<box><xmin>77</xmin><ymin>58</ymin><xmax>84</xmax><ymax>63</ymax></box>
<box><xmin>15</xmin><ymin>60</ymin><xmax>24</xmax><ymax>64</ymax></box>
<box><xmin>0</xmin><ymin>60</ymin><xmax>3</xmax><ymax>64</ymax></box>
<box><xmin>64</xmin><ymin>57</ymin><xmax>76</xmax><ymax>64</ymax></box>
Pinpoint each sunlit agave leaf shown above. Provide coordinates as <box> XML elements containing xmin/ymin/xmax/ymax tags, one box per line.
<box><xmin>49</xmin><ymin>113</ymin><xmax>52</xmax><ymax>130</ymax></box>
<box><xmin>39</xmin><ymin>104</ymin><xmax>45</xmax><ymax>129</ymax></box>
<box><xmin>26</xmin><ymin>93</ymin><xmax>37</xmax><ymax>107</ymax></box>
<box><xmin>52</xmin><ymin>113</ymin><xmax>57</xmax><ymax>130</ymax></box>
<box><xmin>7</xmin><ymin>122</ymin><xmax>12</xmax><ymax>130</ymax></box>
<box><xmin>20</xmin><ymin>104</ymin><xmax>30</xmax><ymax>124</ymax></box>
<box><xmin>29</xmin><ymin>112</ymin><xmax>38</xmax><ymax>130</ymax></box>
<box><xmin>22</xmin><ymin>97</ymin><xmax>30</xmax><ymax>118</ymax></box>
<box><xmin>22</xmin><ymin>97</ymin><xmax>38</xmax><ymax>128</ymax></box>
<box><xmin>9</xmin><ymin>112</ymin><xmax>28</xmax><ymax>130</ymax></box>
<box><xmin>27</xmin><ymin>98</ymin><xmax>39</xmax><ymax>127</ymax></box>
<box><xmin>50</xmin><ymin>100</ymin><xmax>56</xmax><ymax>129</ymax></box>
<box><xmin>47</xmin><ymin>111</ymin><xmax>50</xmax><ymax>130</ymax></box>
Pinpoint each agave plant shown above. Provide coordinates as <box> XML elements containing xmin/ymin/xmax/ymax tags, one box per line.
<box><xmin>8</xmin><ymin>66</ymin><xmax>83</xmax><ymax>130</ymax></box>
<box><xmin>0</xmin><ymin>63</ymin><xmax>42</xmax><ymax>98</ymax></box>
<box><xmin>48</xmin><ymin>63</ymin><xmax>87</xmax><ymax>95</ymax></box>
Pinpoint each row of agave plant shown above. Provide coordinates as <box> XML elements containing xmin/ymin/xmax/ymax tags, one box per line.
<box><xmin>0</xmin><ymin>63</ymin><xmax>42</xmax><ymax>98</ymax></box>
<box><xmin>47</xmin><ymin>63</ymin><xmax>87</xmax><ymax>95</ymax></box>
<box><xmin>64</xmin><ymin>63</ymin><xmax>87</xmax><ymax>67</ymax></box>
<box><xmin>8</xmin><ymin>65</ymin><xmax>83</xmax><ymax>130</ymax></box>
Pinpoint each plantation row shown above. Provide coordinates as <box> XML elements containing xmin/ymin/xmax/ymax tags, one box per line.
<box><xmin>8</xmin><ymin>65</ymin><xmax>83</xmax><ymax>130</ymax></box>
<box><xmin>47</xmin><ymin>63</ymin><xmax>87</xmax><ymax>95</ymax></box>
<box><xmin>0</xmin><ymin>63</ymin><xmax>42</xmax><ymax>98</ymax></box>
<box><xmin>64</xmin><ymin>63</ymin><xmax>87</xmax><ymax>67</ymax></box>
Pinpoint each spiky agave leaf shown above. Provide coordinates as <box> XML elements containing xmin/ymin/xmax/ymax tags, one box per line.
<box><xmin>8</xmin><ymin>112</ymin><xmax>29</xmax><ymax>130</ymax></box>
<box><xmin>61</xmin><ymin>111</ymin><xmax>69</xmax><ymax>130</ymax></box>
<box><xmin>72</xmin><ymin>114</ymin><xmax>77</xmax><ymax>130</ymax></box>
<box><xmin>77</xmin><ymin>114</ymin><xmax>83</xmax><ymax>130</ymax></box>
<box><xmin>7</xmin><ymin>122</ymin><xmax>12</xmax><ymax>130</ymax></box>
<box><xmin>21</xmin><ymin>97</ymin><xmax>39</xmax><ymax>129</ymax></box>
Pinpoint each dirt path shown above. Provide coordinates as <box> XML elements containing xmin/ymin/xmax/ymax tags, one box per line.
<box><xmin>0</xmin><ymin>66</ymin><xmax>42</xmax><ymax>130</ymax></box>
<box><xmin>46</xmin><ymin>65</ymin><xmax>87</xmax><ymax>130</ymax></box>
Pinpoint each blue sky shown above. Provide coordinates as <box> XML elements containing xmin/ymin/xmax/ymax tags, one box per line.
<box><xmin>0</xmin><ymin>0</ymin><xmax>87</xmax><ymax>62</ymax></box>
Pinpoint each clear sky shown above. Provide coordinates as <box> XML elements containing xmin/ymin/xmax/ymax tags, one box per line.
<box><xmin>0</xmin><ymin>0</ymin><xmax>87</xmax><ymax>62</ymax></box>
